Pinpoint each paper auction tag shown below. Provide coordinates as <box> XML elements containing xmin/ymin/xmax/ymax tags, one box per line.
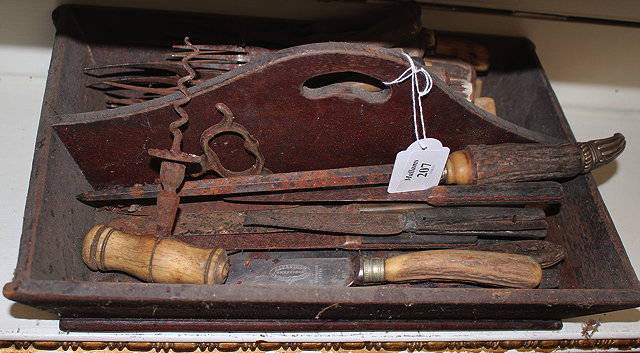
<box><xmin>387</xmin><ymin>138</ymin><xmax>450</xmax><ymax>193</ymax></box>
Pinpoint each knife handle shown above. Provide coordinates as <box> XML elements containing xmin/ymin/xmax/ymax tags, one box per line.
<box><xmin>376</xmin><ymin>249</ymin><xmax>541</xmax><ymax>288</ymax></box>
<box><xmin>82</xmin><ymin>225</ymin><xmax>229</xmax><ymax>284</ymax></box>
<box><xmin>443</xmin><ymin>133</ymin><xmax>625</xmax><ymax>184</ymax></box>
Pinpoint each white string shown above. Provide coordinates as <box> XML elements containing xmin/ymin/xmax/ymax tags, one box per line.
<box><xmin>383</xmin><ymin>52</ymin><xmax>433</xmax><ymax>149</ymax></box>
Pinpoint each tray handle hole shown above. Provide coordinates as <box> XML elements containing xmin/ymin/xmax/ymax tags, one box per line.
<box><xmin>302</xmin><ymin>71</ymin><xmax>391</xmax><ymax>104</ymax></box>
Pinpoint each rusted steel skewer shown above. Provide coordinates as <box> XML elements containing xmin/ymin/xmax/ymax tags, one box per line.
<box><xmin>78</xmin><ymin>165</ymin><xmax>392</xmax><ymax>202</ymax></box>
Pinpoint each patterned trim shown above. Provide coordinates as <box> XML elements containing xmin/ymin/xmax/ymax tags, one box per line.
<box><xmin>1</xmin><ymin>339</ymin><xmax>639</xmax><ymax>352</ymax></box>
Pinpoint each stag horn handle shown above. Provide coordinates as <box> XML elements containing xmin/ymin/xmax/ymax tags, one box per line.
<box><xmin>444</xmin><ymin>133</ymin><xmax>626</xmax><ymax>185</ymax></box>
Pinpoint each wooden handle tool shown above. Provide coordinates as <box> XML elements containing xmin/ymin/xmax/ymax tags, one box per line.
<box><xmin>82</xmin><ymin>225</ymin><xmax>228</xmax><ymax>284</ymax></box>
<box><xmin>443</xmin><ymin>133</ymin><xmax>625</xmax><ymax>184</ymax></box>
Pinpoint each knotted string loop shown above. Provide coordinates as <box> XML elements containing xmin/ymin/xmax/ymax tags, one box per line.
<box><xmin>383</xmin><ymin>52</ymin><xmax>433</xmax><ymax>149</ymax></box>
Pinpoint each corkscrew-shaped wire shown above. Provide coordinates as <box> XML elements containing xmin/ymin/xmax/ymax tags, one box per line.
<box><xmin>151</xmin><ymin>37</ymin><xmax>201</xmax><ymax>237</ymax></box>
<box><xmin>168</xmin><ymin>36</ymin><xmax>200</xmax><ymax>153</ymax></box>
<box><xmin>148</xmin><ymin>36</ymin><xmax>266</xmax><ymax>180</ymax></box>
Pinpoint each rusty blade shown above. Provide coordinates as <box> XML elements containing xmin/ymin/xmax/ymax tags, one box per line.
<box><xmin>243</xmin><ymin>206</ymin><xmax>547</xmax><ymax>237</ymax></box>
<box><xmin>244</xmin><ymin>211</ymin><xmax>406</xmax><ymax>235</ymax></box>
<box><xmin>225</xmin><ymin>181</ymin><xmax>564</xmax><ymax>206</ymax></box>
<box><xmin>109</xmin><ymin>205</ymin><xmax>360</xmax><ymax>236</ymax></box>
<box><xmin>77</xmin><ymin>165</ymin><xmax>393</xmax><ymax>202</ymax></box>
<box><xmin>109</xmin><ymin>210</ymin><xmax>287</xmax><ymax>236</ymax></box>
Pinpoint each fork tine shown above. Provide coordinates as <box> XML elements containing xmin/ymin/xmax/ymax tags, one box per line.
<box><xmin>89</xmin><ymin>75</ymin><xmax>182</xmax><ymax>86</ymax></box>
<box><xmin>84</xmin><ymin>62</ymin><xmax>192</xmax><ymax>76</ymax></box>
<box><xmin>165</xmin><ymin>54</ymin><xmax>250</xmax><ymax>63</ymax></box>
<box><xmin>106</xmin><ymin>96</ymin><xmax>148</xmax><ymax>106</ymax></box>
<box><xmin>93</xmin><ymin>81</ymin><xmax>178</xmax><ymax>95</ymax></box>
<box><xmin>172</xmin><ymin>44</ymin><xmax>249</xmax><ymax>52</ymax></box>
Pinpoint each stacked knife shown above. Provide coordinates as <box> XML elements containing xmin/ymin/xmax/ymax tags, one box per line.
<box><xmin>80</xmin><ymin>134</ymin><xmax>625</xmax><ymax>289</ymax></box>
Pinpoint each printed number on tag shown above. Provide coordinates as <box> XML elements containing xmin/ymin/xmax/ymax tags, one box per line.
<box><xmin>387</xmin><ymin>138</ymin><xmax>449</xmax><ymax>193</ymax></box>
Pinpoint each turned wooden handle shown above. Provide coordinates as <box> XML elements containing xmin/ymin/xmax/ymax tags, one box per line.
<box><xmin>82</xmin><ymin>225</ymin><xmax>229</xmax><ymax>284</ymax></box>
<box><xmin>383</xmin><ymin>249</ymin><xmax>542</xmax><ymax>288</ymax></box>
<box><xmin>444</xmin><ymin>133</ymin><xmax>625</xmax><ymax>184</ymax></box>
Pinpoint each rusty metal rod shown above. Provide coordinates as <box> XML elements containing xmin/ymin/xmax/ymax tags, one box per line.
<box><xmin>77</xmin><ymin>165</ymin><xmax>394</xmax><ymax>202</ymax></box>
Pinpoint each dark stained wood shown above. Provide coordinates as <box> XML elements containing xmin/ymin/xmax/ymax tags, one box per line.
<box><xmin>59</xmin><ymin>317</ymin><xmax>562</xmax><ymax>332</ymax></box>
<box><xmin>411</xmin><ymin>207</ymin><xmax>547</xmax><ymax>233</ymax></box>
<box><xmin>466</xmin><ymin>240</ymin><xmax>565</xmax><ymax>268</ymax></box>
<box><xmin>52</xmin><ymin>44</ymin><xmax>554</xmax><ymax>189</ymax></box>
<box><xmin>5</xmin><ymin>280</ymin><xmax>640</xmax><ymax>322</ymax></box>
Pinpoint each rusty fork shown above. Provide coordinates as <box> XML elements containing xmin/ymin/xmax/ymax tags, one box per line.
<box><xmin>84</xmin><ymin>44</ymin><xmax>269</xmax><ymax>108</ymax></box>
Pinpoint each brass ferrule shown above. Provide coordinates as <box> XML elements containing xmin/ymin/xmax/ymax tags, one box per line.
<box><xmin>360</xmin><ymin>257</ymin><xmax>386</xmax><ymax>284</ymax></box>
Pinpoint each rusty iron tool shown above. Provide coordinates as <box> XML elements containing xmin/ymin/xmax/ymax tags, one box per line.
<box><xmin>106</xmin><ymin>205</ymin><xmax>360</xmax><ymax>236</ymax></box>
<box><xmin>224</xmin><ymin>181</ymin><xmax>564</xmax><ymax>206</ymax></box>
<box><xmin>106</xmin><ymin>204</ymin><xmax>435</xmax><ymax>236</ymax></box>
<box><xmin>149</xmin><ymin>38</ymin><xmax>198</xmax><ymax>237</ymax></box>
<box><xmin>243</xmin><ymin>206</ymin><xmax>547</xmax><ymax>237</ymax></box>
<box><xmin>150</xmin><ymin>37</ymin><xmax>202</xmax><ymax>237</ymax></box>
<box><xmin>175</xmin><ymin>232</ymin><xmax>478</xmax><ymax>251</ymax></box>
<box><xmin>194</xmin><ymin>102</ymin><xmax>266</xmax><ymax>178</ymax></box>
<box><xmin>147</xmin><ymin>39</ymin><xmax>266</xmax><ymax>236</ymax></box>
<box><xmin>77</xmin><ymin>134</ymin><xmax>623</xmax><ymax>203</ymax></box>
<box><xmin>107</xmin><ymin>210</ymin><xmax>481</xmax><ymax>250</ymax></box>
<box><xmin>149</xmin><ymin>102</ymin><xmax>267</xmax><ymax>179</ymax></box>
<box><xmin>106</xmin><ymin>204</ymin><xmax>480</xmax><ymax>250</ymax></box>
<box><xmin>83</xmin><ymin>225</ymin><xmax>541</xmax><ymax>288</ymax></box>
<box><xmin>77</xmin><ymin>165</ymin><xmax>393</xmax><ymax>202</ymax></box>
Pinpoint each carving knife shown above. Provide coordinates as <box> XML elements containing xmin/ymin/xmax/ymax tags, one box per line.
<box><xmin>83</xmin><ymin>225</ymin><xmax>542</xmax><ymax>288</ymax></box>
<box><xmin>243</xmin><ymin>206</ymin><xmax>548</xmax><ymax>237</ymax></box>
